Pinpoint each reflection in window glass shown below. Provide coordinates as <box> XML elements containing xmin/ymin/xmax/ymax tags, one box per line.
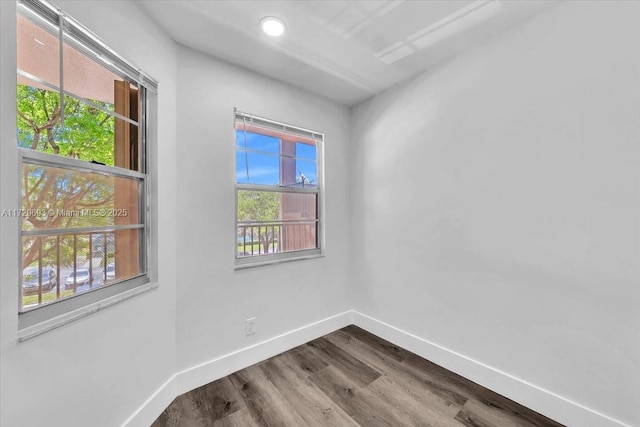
<box><xmin>21</xmin><ymin>162</ymin><xmax>141</xmax><ymax>230</ymax></box>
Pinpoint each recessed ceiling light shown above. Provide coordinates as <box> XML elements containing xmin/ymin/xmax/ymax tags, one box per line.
<box><xmin>260</xmin><ymin>17</ymin><xmax>286</xmax><ymax>37</ymax></box>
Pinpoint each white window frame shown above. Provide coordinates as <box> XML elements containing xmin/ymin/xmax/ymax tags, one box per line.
<box><xmin>16</xmin><ymin>0</ymin><xmax>159</xmax><ymax>334</ymax></box>
<box><xmin>234</xmin><ymin>109</ymin><xmax>325</xmax><ymax>268</ymax></box>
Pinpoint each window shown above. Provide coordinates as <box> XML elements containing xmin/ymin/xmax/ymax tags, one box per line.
<box><xmin>15</xmin><ymin>0</ymin><xmax>157</xmax><ymax>325</ymax></box>
<box><xmin>235</xmin><ymin>110</ymin><xmax>324</xmax><ymax>266</ymax></box>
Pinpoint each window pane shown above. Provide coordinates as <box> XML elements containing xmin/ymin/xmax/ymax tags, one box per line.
<box><xmin>236</xmin><ymin>151</ymin><xmax>280</xmax><ymax>185</ymax></box>
<box><xmin>21</xmin><ymin>235</ymin><xmax>62</xmax><ymax>310</ymax></box>
<box><xmin>63</xmin><ymin>94</ymin><xmax>140</xmax><ymax>169</ymax></box>
<box><xmin>20</xmin><ymin>228</ymin><xmax>143</xmax><ymax>311</ymax></box>
<box><xmin>17</xmin><ymin>16</ymin><xmax>141</xmax><ymax>170</ymax></box>
<box><xmin>236</xmin><ymin>224</ymin><xmax>281</xmax><ymax>256</ymax></box>
<box><xmin>17</xmin><ymin>14</ymin><xmax>60</xmax><ymax>88</ymax></box>
<box><xmin>295</xmin><ymin>141</ymin><xmax>317</xmax><ymax>161</ymax></box>
<box><xmin>235</xmin><ymin>130</ymin><xmax>280</xmax><ymax>153</ymax></box>
<box><xmin>62</xmin><ymin>36</ymin><xmax>138</xmax><ymax>122</ymax></box>
<box><xmin>62</xmin><ymin>95</ymin><xmax>118</xmax><ymax>165</ymax></box>
<box><xmin>295</xmin><ymin>160</ymin><xmax>317</xmax><ymax>187</ymax></box>
<box><xmin>22</xmin><ymin>162</ymin><xmax>142</xmax><ymax>230</ymax></box>
<box><xmin>236</xmin><ymin>221</ymin><xmax>318</xmax><ymax>257</ymax></box>
<box><xmin>280</xmin><ymin>222</ymin><xmax>317</xmax><ymax>253</ymax></box>
<box><xmin>280</xmin><ymin>191</ymin><xmax>318</xmax><ymax>252</ymax></box>
<box><xmin>237</xmin><ymin>190</ymin><xmax>282</xmax><ymax>222</ymax></box>
<box><xmin>280</xmin><ymin>192</ymin><xmax>317</xmax><ymax>221</ymax></box>
<box><xmin>112</xmin><ymin>228</ymin><xmax>144</xmax><ymax>282</ymax></box>
<box><xmin>280</xmin><ymin>140</ymin><xmax>297</xmax><ymax>187</ymax></box>
<box><xmin>16</xmin><ymin>81</ymin><xmax>62</xmax><ymax>150</ymax></box>
<box><xmin>17</xmin><ymin>86</ymin><xmax>139</xmax><ymax>168</ymax></box>
<box><xmin>237</xmin><ymin>190</ymin><xmax>318</xmax><ymax>257</ymax></box>
<box><xmin>236</xmin><ymin>130</ymin><xmax>318</xmax><ymax>188</ymax></box>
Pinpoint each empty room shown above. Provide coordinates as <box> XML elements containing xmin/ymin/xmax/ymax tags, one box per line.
<box><xmin>0</xmin><ymin>1</ymin><xmax>638</xmax><ymax>426</ymax></box>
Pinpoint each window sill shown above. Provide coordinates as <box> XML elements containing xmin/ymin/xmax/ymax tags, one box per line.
<box><xmin>17</xmin><ymin>282</ymin><xmax>159</xmax><ymax>342</ymax></box>
<box><xmin>235</xmin><ymin>251</ymin><xmax>325</xmax><ymax>270</ymax></box>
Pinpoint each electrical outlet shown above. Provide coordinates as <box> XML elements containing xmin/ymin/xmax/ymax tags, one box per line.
<box><xmin>245</xmin><ymin>317</ymin><xmax>256</xmax><ymax>336</ymax></box>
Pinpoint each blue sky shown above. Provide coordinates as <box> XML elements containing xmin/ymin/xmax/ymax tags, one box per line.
<box><xmin>235</xmin><ymin>130</ymin><xmax>317</xmax><ymax>186</ymax></box>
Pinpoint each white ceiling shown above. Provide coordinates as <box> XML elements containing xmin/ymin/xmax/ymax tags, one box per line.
<box><xmin>138</xmin><ymin>0</ymin><xmax>551</xmax><ymax>106</ymax></box>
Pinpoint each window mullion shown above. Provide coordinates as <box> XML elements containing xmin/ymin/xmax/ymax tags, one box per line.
<box><xmin>58</xmin><ymin>13</ymin><xmax>64</xmax><ymax>131</ymax></box>
<box><xmin>236</xmin><ymin>183</ymin><xmax>319</xmax><ymax>195</ymax></box>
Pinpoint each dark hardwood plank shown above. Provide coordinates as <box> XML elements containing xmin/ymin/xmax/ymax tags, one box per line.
<box><xmin>329</xmin><ymin>329</ymin><xmax>468</xmax><ymax>408</ymax></box>
<box><xmin>367</xmin><ymin>374</ymin><xmax>469</xmax><ymax>427</ymax></box>
<box><xmin>308</xmin><ymin>365</ymin><xmax>398</xmax><ymax>427</ymax></box>
<box><xmin>259</xmin><ymin>354</ymin><xmax>359</xmax><ymax>426</ymax></box>
<box><xmin>151</xmin><ymin>403</ymin><xmax>189</xmax><ymax>427</ymax></box>
<box><xmin>343</xmin><ymin>324</ymin><xmax>414</xmax><ymax>362</ymax></box>
<box><xmin>190</xmin><ymin>377</ymin><xmax>243</xmax><ymax>423</ymax></box>
<box><xmin>401</xmin><ymin>353</ymin><xmax>501</xmax><ymax>407</ymax></box>
<box><xmin>453</xmin><ymin>396</ymin><xmax>565</xmax><ymax>427</ymax></box>
<box><xmin>211</xmin><ymin>409</ymin><xmax>256</xmax><ymax>427</ymax></box>
<box><xmin>455</xmin><ymin>398</ymin><xmax>545</xmax><ymax>427</ymax></box>
<box><xmin>325</xmin><ymin>329</ymin><xmax>465</xmax><ymax>417</ymax></box>
<box><xmin>404</xmin><ymin>354</ymin><xmax>564</xmax><ymax>427</ymax></box>
<box><xmin>228</xmin><ymin>364</ymin><xmax>307</xmax><ymax>426</ymax></box>
<box><xmin>306</xmin><ymin>337</ymin><xmax>382</xmax><ymax>386</ymax></box>
<box><xmin>150</xmin><ymin>377</ymin><xmax>242</xmax><ymax>427</ymax></box>
<box><xmin>403</xmin><ymin>353</ymin><xmax>483</xmax><ymax>400</ymax></box>
<box><xmin>288</xmin><ymin>344</ymin><xmax>330</xmax><ymax>374</ymax></box>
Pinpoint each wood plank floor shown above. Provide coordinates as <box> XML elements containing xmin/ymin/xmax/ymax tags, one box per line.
<box><xmin>152</xmin><ymin>326</ymin><xmax>564</xmax><ymax>427</ymax></box>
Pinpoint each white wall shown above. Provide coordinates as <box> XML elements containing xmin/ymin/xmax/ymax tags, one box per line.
<box><xmin>3</xmin><ymin>1</ymin><xmax>639</xmax><ymax>426</ymax></box>
<box><xmin>174</xmin><ymin>46</ymin><xmax>352</xmax><ymax>379</ymax></box>
<box><xmin>0</xmin><ymin>2</ymin><xmax>178</xmax><ymax>427</ymax></box>
<box><xmin>350</xmin><ymin>1</ymin><xmax>640</xmax><ymax>426</ymax></box>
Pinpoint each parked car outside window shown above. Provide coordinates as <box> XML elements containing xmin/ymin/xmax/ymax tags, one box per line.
<box><xmin>106</xmin><ymin>263</ymin><xmax>115</xmax><ymax>281</ymax></box>
<box><xmin>22</xmin><ymin>267</ymin><xmax>57</xmax><ymax>295</ymax></box>
<box><xmin>65</xmin><ymin>269</ymin><xmax>91</xmax><ymax>289</ymax></box>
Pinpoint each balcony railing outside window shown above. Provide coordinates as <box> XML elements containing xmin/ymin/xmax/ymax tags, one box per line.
<box><xmin>21</xmin><ymin>229</ymin><xmax>142</xmax><ymax>311</ymax></box>
<box><xmin>235</xmin><ymin>110</ymin><xmax>323</xmax><ymax>266</ymax></box>
<box><xmin>237</xmin><ymin>220</ymin><xmax>318</xmax><ymax>257</ymax></box>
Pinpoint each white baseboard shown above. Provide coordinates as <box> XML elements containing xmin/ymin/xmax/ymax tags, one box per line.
<box><xmin>122</xmin><ymin>309</ymin><xmax>632</xmax><ymax>427</ymax></box>
<box><xmin>120</xmin><ymin>375</ymin><xmax>177</xmax><ymax>427</ymax></box>
<box><xmin>121</xmin><ymin>310</ymin><xmax>352</xmax><ymax>427</ymax></box>
<box><xmin>351</xmin><ymin>310</ymin><xmax>634</xmax><ymax>427</ymax></box>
